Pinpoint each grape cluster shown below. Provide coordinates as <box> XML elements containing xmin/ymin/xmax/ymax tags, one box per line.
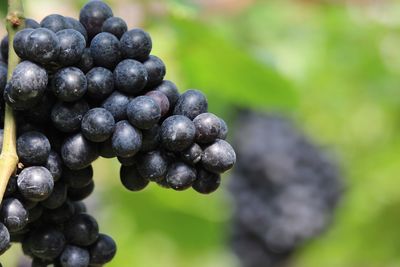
<box><xmin>229</xmin><ymin>111</ymin><xmax>343</xmax><ymax>267</ymax></box>
<box><xmin>0</xmin><ymin>1</ymin><xmax>236</xmax><ymax>266</ymax></box>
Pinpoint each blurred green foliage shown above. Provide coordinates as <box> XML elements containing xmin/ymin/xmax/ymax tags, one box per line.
<box><xmin>2</xmin><ymin>0</ymin><xmax>400</xmax><ymax>266</ymax></box>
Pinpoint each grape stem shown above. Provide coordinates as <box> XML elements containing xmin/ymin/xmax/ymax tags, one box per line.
<box><xmin>0</xmin><ymin>0</ymin><xmax>24</xmax><ymax>204</ymax></box>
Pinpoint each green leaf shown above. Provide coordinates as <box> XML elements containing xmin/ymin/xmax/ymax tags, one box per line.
<box><xmin>170</xmin><ymin>17</ymin><xmax>297</xmax><ymax>111</ymax></box>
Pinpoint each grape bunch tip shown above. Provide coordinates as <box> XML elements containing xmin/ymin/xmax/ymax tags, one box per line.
<box><xmin>0</xmin><ymin>1</ymin><xmax>237</xmax><ymax>266</ymax></box>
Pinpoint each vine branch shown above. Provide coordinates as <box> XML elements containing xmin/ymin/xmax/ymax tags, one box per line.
<box><xmin>0</xmin><ymin>0</ymin><xmax>24</xmax><ymax>204</ymax></box>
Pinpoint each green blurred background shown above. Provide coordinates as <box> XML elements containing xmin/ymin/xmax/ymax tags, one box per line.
<box><xmin>1</xmin><ymin>0</ymin><xmax>400</xmax><ymax>266</ymax></box>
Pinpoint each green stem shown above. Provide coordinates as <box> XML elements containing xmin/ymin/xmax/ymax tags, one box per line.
<box><xmin>0</xmin><ymin>0</ymin><xmax>24</xmax><ymax>203</ymax></box>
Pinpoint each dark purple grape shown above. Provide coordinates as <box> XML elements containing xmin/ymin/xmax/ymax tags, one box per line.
<box><xmin>111</xmin><ymin>120</ymin><xmax>142</xmax><ymax>158</ymax></box>
<box><xmin>126</xmin><ymin>96</ymin><xmax>160</xmax><ymax>130</ymax></box>
<box><xmin>102</xmin><ymin>17</ymin><xmax>127</xmax><ymax>39</ymax></box>
<box><xmin>173</xmin><ymin>89</ymin><xmax>208</xmax><ymax>120</ymax></box>
<box><xmin>52</xmin><ymin>67</ymin><xmax>87</xmax><ymax>102</ymax></box>
<box><xmin>17</xmin><ymin>166</ymin><xmax>54</xmax><ymax>202</ymax></box>
<box><xmin>160</xmin><ymin>115</ymin><xmax>195</xmax><ymax>152</ymax></box>
<box><xmin>86</xmin><ymin>67</ymin><xmax>114</xmax><ymax>100</ymax></box>
<box><xmin>143</xmin><ymin>55</ymin><xmax>165</xmax><ymax>87</ymax></box>
<box><xmin>201</xmin><ymin>139</ymin><xmax>236</xmax><ymax>174</ymax></box>
<box><xmin>81</xmin><ymin>108</ymin><xmax>115</xmax><ymax>142</ymax></box>
<box><xmin>114</xmin><ymin>59</ymin><xmax>148</xmax><ymax>95</ymax></box>
<box><xmin>120</xmin><ymin>165</ymin><xmax>149</xmax><ymax>191</ymax></box>
<box><xmin>79</xmin><ymin>1</ymin><xmax>113</xmax><ymax>39</ymax></box>
<box><xmin>64</xmin><ymin>213</ymin><xmax>99</xmax><ymax>246</ymax></box>
<box><xmin>192</xmin><ymin>168</ymin><xmax>221</xmax><ymax>194</ymax></box>
<box><xmin>89</xmin><ymin>234</ymin><xmax>117</xmax><ymax>265</ymax></box>
<box><xmin>40</xmin><ymin>14</ymin><xmax>68</xmax><ymax>32</ymax></box>
<box><xmin>193</xmin><ymin>113</ymin><xmax>222</xmax><ymax>144</ymax></box>
<box><xmin>61</xmin><ymin>133</ymin><xmax>99</xmax><ymax>170</ymax></box>
<box><xmin>0</xmin><ymin>198</ymin><xmax>28</xmax><ymax>232</ymax></box>
<box><xmin>166</xmin><ymin>162</ymin><xmax>197</xmax><ymax>191</ymax></box>
<box><xmin>17</xmin><ymin>131</ymin><xmax>51</xmax><ymax>165</ymax></box>
<box><xmin>120</xmin><ymin>29</ymin><xmax>152</xmax><ymax>61</ymax></box>
<box><xmin>56</xmin><ymin>29</ymin><xmax>86</xmax><ymax>66</ymax></box>
<box><xmin>136</xmin><ymin>150</ymin><xmax>168</xmax><ymax>182</ymax></box>
<box><xmin>90</xmin><ymin>32</ymin><xmax>120</xmax><ymax>69</ymax></box>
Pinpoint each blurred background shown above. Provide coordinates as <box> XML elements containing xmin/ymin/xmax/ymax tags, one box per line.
<box><xmin>1</xmin><ymin>0</ymin><xmax>400</xmax><ymax>266</ymax></box>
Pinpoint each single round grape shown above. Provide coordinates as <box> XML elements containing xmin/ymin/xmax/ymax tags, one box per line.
<box><xmin>114</xmin><ymin>59</ymin><xmax>148</xmax><ymax>95</ymax></box>
<box><xmin>65</xmin><ymin>17</ymin><xmax>88</xmax><ymax>42</ymax></box>
<box><xmin>101</xmin><ymin>91</ymin><xmax>130</xmax><ymax>121</ymax></box>
<box><xmin>79</xmin><ymin>0</ymin><xmax>113</xmax><ymax>39</ymax></box>
<box><xmin>56</xmin><ymin>29</ymin><xmax>86</xmax><ymax>66</ymax></box>
<box><xmin>13</xmin><ymin>28</ymin><xmax>34</xmax><ymax>59</ymax></box>
<box><xmin>160</xmin><ymin>115</ymin><xmax>196</xmax><ymax>152</ymax></box>
<box><xmin>192</xmin><ymin>168</ymin><xmax>221</xmax><ymax>194</ymax></box>
<box><xmin>51</xmin><ymin>100</ymin><xmax>89</xmax><ymax>133</ymax></box>
<box><xmin>0</xmin><ymin>198</ymin><xmax>28</xmax><ymax>232</ymax></box>
<box><xmin>154</xmin><ymin>81</ymin><xmax>180</xmax><ymax>107</ymax></box>
<box><xmin>17</xmin><ymin>166</ymin><xmax>54</xmax><ymax>202</ymax></box>
<box><xmin>166</xmin><ymin>162</ymin><xmax>197</xmax><ymax>191</ymax></box>
<box><xmin>182</xmin><ymin>143</ymin><xmax>202</xmax><ymax>165</ymax></box>
<box><xmin>62</xmin><ymin>165</ymin><xmax>93</xmax><ymax>189</ymax></box>
<box><xmin>65</xmin><ymin>213</ymin><xmax>99</xmax><ymax>246</ymax></box>
<box><xmin>90</xmin><ymin>32</ymin><xmax>120</xmax><ymax>69</ymax></box>
<box><xmin>25</xmin><ymin>18</ymin><xmax>40</xmax><ymax>29</ymax></box>
<box><xmin>60</xmin><ymin>245</ymin><xmax>90</xmax><ymax>267</ymax></box>
<box><xmin>140</xmin><ymin>125</ymin><xmax>160</xmax><ymax>152</ymax></box>
<box><xmin>81</xmin><ymin>108</ymin><xmax>115</xmax><ymax>142</ymax></box>
<box><xmin>86</xmin><ymin>67</ymin><xmax>114</xmax><ymax>100</ymax></box>
<box><xmin>52</xmin><ymin>67</ymin><xmax>87</xmax><ymax>102</ymax></box>
<box><xmin>44</xmin><ymin>151</ymin><xmax>63</xmax><ymax>181</ymax></box>
<box><xmin>25</xmin><ymin>28</ymin><xmax>60</xmax><ymax>64</ymax></box>
<box><xmin>127</xmin><ymin>96</ymin><xmax>160</xmax><ymax>130</ymax></box>
<box><xmin>173</xmin><ymin>89</ymin><xmax>208</xmax><ymax>120</ymax></box>
<box><xmin>201</xmin><ymin>139</ymin><xmax>236</xmax><ymax>173</ymax></box>
<box><xmin>218</xmin><ymin>118</ymin><xmax>228</xmax><ymax>140</ymax></box>
<box><xmin>30</xmin><ymin>227</ymin><xmax>66</xmax><ymax>260</ymax></box>
<box><xmin>193</xmin><ymin>113</ymin><xmax>222</xmax><ymax>144</ymax></box>
<box><xmin>61</xmin><ymin>133</ymin><xmax>99</xmax><ymax>170</ymax></box>
<box><xmin>41</xmin><ymin>181</ymin><xmax>67</xmax><ymax>209</ymax></box>
<box><xmin>77</xmin><ymin>48</ymin><xmax>94</xmax><ymax>73</ymax></box>
<box><xmin>40</xmin><ymin>14</ymin><xmax>68</xmax><ymax>32</ymax></box>
<box><xmin>17</xmin><ymin>131</ymin><xmax>51</xmax><ymax>165</ymax></box>
<box><xmin>68</xmin><ymin>180</ymin><xmax>95</xmax><ymax>201</ymax></box>
<box><xmin>102</xmin><ymin>17</ymin><xmax>127</xmax><ymax>38</ymax></box>
<box><xmin>120</xmin><ymin>165</ymin><xmax>149</xmax><ymax>191</ymax></box>
<box><xmin>89</xmin><ymin>234</ymin><xmax>117</xmax><ymax>265</ymax></box>
<box><xmin>145</xmin><ymin>90</ymin><xmax>170</xmax><ymax>117</ymax></box>
<box><xmin>111</xmin><ymin>120</ymin><xmax>142</xmax><ymax>157</ymax></box>
<box><xmin>0</xmin><ymin>223</ymin><xmax>10</xmax><ymax>255</ymax></box>
<box><xmin>136</xmin><ymin>150</ymin><xmax>168</xmax><ymax>182</ymax></box>
<box><xmin>120</xmin><ymin>29</ymin><xmax>152</xmax><ymax>61</ymax></box>
<box><xmin>5</xmin><ymin>61</ymin><xmax>48</xmax><ymax>110</ymax></box>
<box><xmin>143</xmin><ymin>55</ymin><xmax>166</xmax><ymax>87</ymax></box>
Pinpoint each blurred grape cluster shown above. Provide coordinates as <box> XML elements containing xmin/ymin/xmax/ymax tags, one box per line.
<box><xmin>229</xmin><ymin>111</ymin><xmax>343</xmax><ymax>267</ymax></box>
